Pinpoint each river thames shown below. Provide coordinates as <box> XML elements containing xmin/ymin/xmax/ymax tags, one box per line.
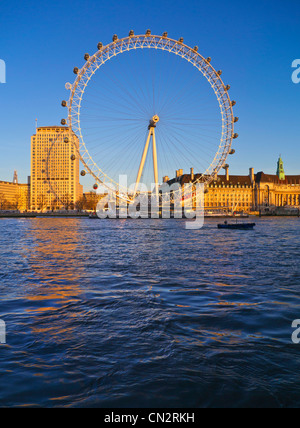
<box><xmin>0</xmin><ymin>217</ymin><xmax>300</xmax><ymax>407</ymax></box>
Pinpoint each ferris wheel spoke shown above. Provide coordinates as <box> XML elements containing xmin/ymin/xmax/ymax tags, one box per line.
<box><xmin>86</xmin><ymin>124</ymin><xmax>147</xmax><ymax>156</ymax></box>
<box><xmin>83</xmin><ymin>90</ymin><xmax>149</xmax><ymax>121</ymax></box>
<box><xmin>159</xmin><ymin>121</ymin><xmax>219</xmax><ymax>152</ymax></box>
<box><xmin>167</xmin><ymin>122</ymin><xmax>220</xmax><ymax>143</ymax></box>
<box><xmin>99</xmin><ymin>64</ymin><xmax>152</xmax><ymax>118</ymax></box>
<box><xmin>158</xmin><ymin>68</ymin><xmax>209</xmax><ymax>117</ymax></box>
<box><xmin>84</xmin><ymin>77</ymin><xmax>150</xmax><ymax>120</ymax></box>
<box><xmin>104</xmin><ymin>137</ymin><xmax>148</xmax><ymax>186</ymax></box>
<box><xmin>163</xmin><ymin>127</ymin><xmax>220</xmax><ymax>163</ymax></box>
<box><xmin>157</xmin><ymin>129</ymin><xmax>188</xmax><ymax>177</ymax></box>
<box><xmin>159</xmin><ymin>126</ymin><xmax>212</xmax><ymax>173</ymax></box>
<box><xmin>158</xmin><ymin>127</ymin><xmax>199</xmax><ymax>170</ymax></box>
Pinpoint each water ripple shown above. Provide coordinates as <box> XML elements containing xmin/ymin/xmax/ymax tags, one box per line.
<box><xmin>0</xmin><ymin>217</ymin><xmax>300</xmax><ymax>407</ymax></box>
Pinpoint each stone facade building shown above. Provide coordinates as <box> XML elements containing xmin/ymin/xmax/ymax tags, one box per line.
<box><xmin>166</xmin><ymin>157</ymin><xmax>300</xmax><ymax>213</ymax></box>
<box><xmin>0</xmin><ymin>179</ymin><xmax>30</xmax><ymax>211</ymax></box>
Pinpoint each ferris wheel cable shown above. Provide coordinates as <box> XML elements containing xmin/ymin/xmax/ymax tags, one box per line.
<box><xmin>81</xmin><ymin>95</ymin><xmax>147</xmax><ymax>117</ymax></box>
<box><xmin>80</xmin><ymin>115</ymin><xmax>146</xmax><ymax>122</ymax></box>
<box><xmin>82</xmin><ymin>93</ymin><xmax>149</xmax><ymax>121</ymax></box>
<box><xmin>160</xmin><ymin>110</ymin><xmax>220</xmax><ymax>124</ymax></box>
<box><xmin>165</xmin><ymin>122</ymin><xmax>220</xmax><ymax>144</ymax></box>
<box><xmin>158</xmin><ymin>136</ymin><xmax>197</xmax><ymax>183</ymax></box>
<box><xmin>94</xmin><ymin>128</ymin><xmax>148</xmax><ymax>175</ymax></box>
<box><xmin>81</xmin><ymin>111</ymin><xmax>146</xmax><ymax>125</ymax></box>
<box><xmin>158</xmin><ymin>135</ymin><xmax>170</xmax><ymax>177</ymax></box>
<box><xmin>158</xmin><ymin>123</ymin><xmax>220</xmax><ymax>153</ymax></box>
<box><xmin>81</xmin><ymin>121</ymin><xmax>148</xmax><ymax>134</ymax></box>
<box><xmin>94</xmin><ymin>58</ymin><xmax>151</xmax><ymax>109</ymax></box>
<box><xmin>111</xmin><ymin>47</ymin><xmax>156</xmax><ymax>117</ymax></box>
<box><xmin>82</xmin><ymin>74</ymin><xmax>219</xmax><ymax>130</ymax></box>
<box><xmin>151</xmin><ymin>53</ymin><xmax>156</xmax><ymax>115</ymax></box>
<box><xmin>82</xmin><ymin>78</ymin><xmax>146</xmax><ymax>107</ymax></box>
<box><xmin>160</xmin><ymin>112</ymin><xmax>221</xmax><ymax>122</ymax></box>
<box><xmin>159</xmin><ymin>126</ymin><xmax>211</xmax><ymax>173</ymax></box>
<box><xmin>81</xmin><ymin>94</ymin><xmax>148</xmax><ymax>119</ymax></box>
<box><xmin>83</xmin><ymin>101</ymin><xmax>149</xmax><ymax>119</ymax></box>
<box><xmin>83</xmin><ymin>81</ymin><xmax>151</xmax><ymax>121</ymax></box>
<box><xmin>97</xmin><ymin>64</ymin><xmax>152</xmax><ymax>118</ymax></box>
<box><xmin>148</xmin><ymin>46</ymin><xmax>182</xmax><ymax>116</ymax></box>
<box><xmin>79</xmin><ymin>98</ymin><xmax>148</xmax><ymax>118</ymax></box>
<box><xmin>82</xmin><ymin>119</ymin><xmax>146</xmax><ymax>131</ymax></box>
<box><xmin>157</xmin><ymin>142</ymin><xmax>170</xmax><ymax>186</ymax></box>
<box><xmin>84</xmin><ymin>122</ymin><xmax>148</xmax><ymax>148</ymax></box>
<box><xmin>160</xmin><ymin>117</ymin><xmax>221</xmax><ymax>123</ymax></box>
<box><xmin>92</xmin><ymin>127</ymin><xmax>147</xmax><ymax>163</ymax></box>
<box><xmin>159</xmin><ymin>107</ymin><xmax>219</xmax><ymax>126</ymax></box>
<box><xmin>158</xmin><ymin>127</ymin><xmax>198</xmax><ymax>173</ymax></box>
<box><xmin>86</xmin><ymin>132</ymin><xmax>145</xmax><ymax>154</ymax></box>
<box><xmin>140</xmin><ymin>46</ymin><xmax>163</xmax><ymax>117</ymax></box>
<box><xmin>147</xmin><ymin>127</ymin><xmax>176</xmax><ymax>174</ymax></box>
<box><xmin>157</xmin><ymin>69</ymin><xmax>213</xmax><ymax>117</ymax></box>
<box><xmin>159</xmin><ymin>120</ymin><xmax>221</xmax><ymax>140</ymax></box>
<box><xmin>160</xmin><ymin>94</ymin><xmax>218</xmax><ymax>120</ymax></box>
<box><xmin>81</xmin><ymin>116</ymin><xmax>147</xmax><ymax>128</ymax></box>
<box><xmin>158</xmin><ymin>124</ymin><xmax>215</xmax><ymax>176</ymax></box>
<box><xmin>89</xmin><ymin>130</ymin><xmax>147</xmax><ymax>163</ymax></box>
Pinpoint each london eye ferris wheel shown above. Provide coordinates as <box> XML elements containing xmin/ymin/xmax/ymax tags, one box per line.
<box><xmin>61</xmin><ymin>30</ymin><xmax>238</xmax><ymax>202</ymax></box>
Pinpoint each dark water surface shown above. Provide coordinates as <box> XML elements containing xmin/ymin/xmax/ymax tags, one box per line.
<box><xmin>0</xmin><ymin>217</ymin><xmax>300</xmax><ymax>408</ymax></box>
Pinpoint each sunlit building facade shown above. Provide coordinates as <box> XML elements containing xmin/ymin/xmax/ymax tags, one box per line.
<box><xmin>167</xmin><ymin>158</ymin><xmax>300</xmax><ymax>213</ymax></box>
<box><xmin>30</xmin><ymin>126</ymin><xmax>83</xmax><ymax>211</ymax></box>
<box><xmin>0</xmin><ymin>180</ymin><xmax>30</xmax><ymax>211</ymax></box>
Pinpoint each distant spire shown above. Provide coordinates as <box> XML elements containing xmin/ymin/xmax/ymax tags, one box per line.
<box><xmin>13</xmin><ymin>170</ymin><xmax>18</xmax><ymax>184</ymax></box>
<box><xmin>276</xmin><ymin>156</ymin><xmax>285</xmax><ymax>180</ymax></box>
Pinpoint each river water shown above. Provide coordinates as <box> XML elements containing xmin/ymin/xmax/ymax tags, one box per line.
<box><xmin>0</xmin><ymin>217</ymin><xmax>300</xmax><ymax>407</ymax></box>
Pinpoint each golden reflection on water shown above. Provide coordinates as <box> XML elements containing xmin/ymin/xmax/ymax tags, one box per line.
<box><xmin>22</xmin><ymin>218</ymin><xmax>83</xmax><ymax>305</ymax></box>
<box><xmin>18</xmin><ymin>219</ymin><xmax>86</xmax><ymax>346</ymax></box>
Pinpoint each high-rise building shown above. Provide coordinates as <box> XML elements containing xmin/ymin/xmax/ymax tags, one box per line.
<box><xmin>30</xmin><ymin>126</ymin><xmax>83</xmax><ymax>211</ymax></box>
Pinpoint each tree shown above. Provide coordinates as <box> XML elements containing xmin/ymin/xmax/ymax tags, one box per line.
<box><xmin>84</xmin><ymin>191</ymin><xmax>101</xmax><ymax>211</ymax></box>
<box><xmin>0</xmin><ymin>193</ymin><xmax>8</xmax><ymax>210</ymax></box>
<box><xmin>75</xmin><ymin>196</ymin><xmax>85</xmax><ymax>212</ymax></box>
<box><xmin>50</xmin><ymin>196</ymin><xmax>61</xmax><ymax>211</ymax></box>
<box><xmin>37</xmin><ymin>194</ymin><xmax>47</xmax><ymax>211</ymax></box>
<box><xmin>63</xmin><ymin>193</ymin><xmax>72</xmax><ymax>211</ymax></box>
<box><xmin>13</xmin><ymin>194</ymin><xmax>22</xmax><ymax>211</ymax></box>
<box><xmin>0</xmin><ymin>193</ymin><xmax>7</xmax><ymax>210</ymax></box>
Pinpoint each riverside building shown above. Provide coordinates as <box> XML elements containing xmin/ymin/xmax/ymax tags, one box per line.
<box><xmin>0</xmin><ymin>171</ymin><xmax>30</xmax><ymax>211</ymax></box>
<box><xmin>30</xmin><ymin>126</ymin><xmax>83</xmax><ymax>211</ymax></box>
<box><xmin>0</xmin><ymin>179</ymin><xmax>30</xmax><ymax>211</ymax></box>
<box><xmin>166</xmin><ymin>157</ymin><xmax>300</xmax><ymax>213</ymax></box>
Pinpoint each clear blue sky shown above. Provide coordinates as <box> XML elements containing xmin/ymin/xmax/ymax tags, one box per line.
<box><xmin>0</xmin><ymin>0</ymin><xmax>299</xmax><ymax>185</ymax></box>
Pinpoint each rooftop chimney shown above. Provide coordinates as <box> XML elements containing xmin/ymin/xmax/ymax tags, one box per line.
<box><xmin>176</xmin><ymin>169</ymin><xmax>183</xmax><ymax>179</ymax></box>
<box><xmin>249</xmin><ymin>168</ymin><xmax>254</xmax><ymax>184</ymax></box>
<box><xmin>190</xmin><ymin>167</ymin><xmax>194</xmax><ymax>181</ymax></box>
<box><xmin>224</xmin><ymin>165</ymin><xmax>229</xmax><ymax>181</ymax></box>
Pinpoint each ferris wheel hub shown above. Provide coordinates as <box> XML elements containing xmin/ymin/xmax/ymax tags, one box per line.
<box><xmin>148</xmin><ymin>115</ymin><xmax>160</xmax><ymax>129</ymax></box>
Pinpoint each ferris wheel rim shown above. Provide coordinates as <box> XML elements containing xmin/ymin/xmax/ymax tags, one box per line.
<box><xmin>64</xmin><ymin>33</ymin><xmax>236</xmax><ymax>199</ymax></box>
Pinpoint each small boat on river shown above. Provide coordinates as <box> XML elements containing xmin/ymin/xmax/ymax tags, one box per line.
<box><xmin>218</xmin><ymin>221</ymin><xmax>256</xmax><ymax>230</ymax></box>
